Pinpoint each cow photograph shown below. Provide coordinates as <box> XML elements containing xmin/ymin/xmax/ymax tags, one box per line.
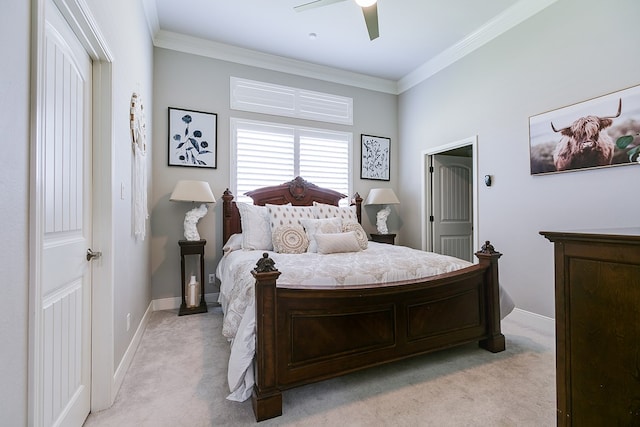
<box><xmin>529</xmin><ymin>84</ymin><xmax>640</xmax><ymax>175</ymax></box>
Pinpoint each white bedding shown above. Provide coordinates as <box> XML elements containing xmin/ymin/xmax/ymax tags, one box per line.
<box><xmin>216</xmin><ymin>241</ymin><xmax>515</xmax><ymax>401</ymax></box>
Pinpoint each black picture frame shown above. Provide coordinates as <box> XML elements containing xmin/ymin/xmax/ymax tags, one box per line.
<box><xmin>361</xmin><ymin>134</ymin><xmax>390</xmax><ymax>181</ymax></box>
<box><xmin>168</xmin><ymin>107</ymin><xmax>217</xmax><ymax>168</ymax></box>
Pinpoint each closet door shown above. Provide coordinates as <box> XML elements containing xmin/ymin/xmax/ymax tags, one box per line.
<box><xmin>38</xmin><ymin>1</ymin><xmax>93</xmax><ymax>424</ymax></box>
<box><xmin>432</xmin><ymin>154</ymin><xmax>473</xmax><ymax>261</ymax></box>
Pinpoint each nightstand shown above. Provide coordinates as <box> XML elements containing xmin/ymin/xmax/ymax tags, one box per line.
<box><xmin>178</xmin><ymin>239</ymin><xmax>208</xmax><ymax>316</ymax></box>
<box><xmin>370</xmin><ymin>233</ymin><xmax>396</xmax><ymax>245</ymax></box>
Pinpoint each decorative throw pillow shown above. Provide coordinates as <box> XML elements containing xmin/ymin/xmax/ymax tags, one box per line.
<box><xmin>237</xmin><ymin>203</ymin><xmax>273</xmax><ymax>250</ymax></box>
<box><xmin>300</xmin><ymin>217</ymin><xmax>342</xmax><ymax>253</ymax></box>
<box><xmin>315</xmin><ymin>231</ymin><xmax>362</xmax><ymax>254</ymax></box>
<box><xmin>267</xmin><ymin>204</ymin><xmax>315</xmax><ymax>230</ymax></box>
<box><xmin>313</xmin><ymin>201</ymin><xmax>358</xmax><ymax>223</ymax></box>
<box><xmin>272</xmin><ymin>225</ymin><xmax>309</xmax><ymax>254</ymax></box>
<box><xmin>342</xmin><ymin>222</ymin><xmax>368</xmax><ymax>250</ymax></box>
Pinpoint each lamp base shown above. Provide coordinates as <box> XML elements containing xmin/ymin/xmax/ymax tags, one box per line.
<box><xmin>375</xmin><ymin>205</ymin><xmax>391</xmax><ymax>234</ymax></box>
<box><xmin>183</xmin><ymin>203</ymin><xmax>209</xmax><ymax>241</ymax></box>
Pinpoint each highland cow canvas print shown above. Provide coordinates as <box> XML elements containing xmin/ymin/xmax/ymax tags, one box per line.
<box><xmin>529</xmin><ymin>85</ymin><xmax>640</xmax><ymax>175</ymax></box>
<box><xmin>168</xmin><ymin>107</ymin><xmax>217</xmax><ymax>168</ymax></box>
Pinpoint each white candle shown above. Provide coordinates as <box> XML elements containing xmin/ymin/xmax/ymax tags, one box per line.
<box><xmin>188</xmin><ymin>275</ymin><xmax>198</xmax><ymax>307</ymax></box>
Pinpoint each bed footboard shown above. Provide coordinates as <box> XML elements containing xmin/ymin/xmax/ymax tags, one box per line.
<box><xmin>250</xmin><ymin>242</ymin><xmax>504</xmax><ymax>422</ymax></box>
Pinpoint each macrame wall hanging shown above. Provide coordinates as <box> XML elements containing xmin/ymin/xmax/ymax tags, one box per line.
<box><xmin>130</xmin><ymin>92</ymin><xmax>148</xmax><ymax>240</ymax></box>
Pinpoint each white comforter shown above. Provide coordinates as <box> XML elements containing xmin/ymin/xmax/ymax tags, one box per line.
<box><xmin>216</xmin><ymin>241</ymin><xmax>515</xmax><ymax>401</ymax></box>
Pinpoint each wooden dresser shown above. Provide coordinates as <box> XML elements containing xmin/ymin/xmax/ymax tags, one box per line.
<box><xmin>540</xmin><ymin>228</ymin><xmax>640</xmax><ymax>426</ymax></box>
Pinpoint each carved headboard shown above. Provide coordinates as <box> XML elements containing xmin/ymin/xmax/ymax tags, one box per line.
<box><xmin>221</xmin><ymin>176</ymin><xmax>362</xmax><ymax>244</ymax></box>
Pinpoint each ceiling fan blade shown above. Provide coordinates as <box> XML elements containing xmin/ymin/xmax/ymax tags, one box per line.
<box><xmin>294</xmin><ymin>0</ymin><xmax>347</xmax><ymax>13</ymax></box>
<box><xmin>361</xmin><ymin>3</ymin><xmax>379</xmax><ymax>40</ymax></box>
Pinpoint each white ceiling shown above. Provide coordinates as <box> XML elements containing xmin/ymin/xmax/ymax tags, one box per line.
<box><xmin>148</xmin><ymin>0</ymin><xmax>556</xmax><ymax>93</ymax></box>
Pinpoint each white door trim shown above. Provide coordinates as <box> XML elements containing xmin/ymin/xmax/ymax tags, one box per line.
<box><xmin>89</xmin><ymin>57</ymin><xmax>116</xmax><ymax>412</ymax></box>
<box><xmin>29</xmin><ymin>0</ymin><xmax>115</xmax><ymax>423</ymax></box>
<box><xmin>420</xmin><ymin>135</ymin><xmax>479</xmax><ymax>257</ymax></box>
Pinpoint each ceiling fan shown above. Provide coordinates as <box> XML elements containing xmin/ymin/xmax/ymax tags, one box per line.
<box><xmin>294</xmin><ymin>0</ymin><xmax>379</xmax><ymax>41</ymax></box>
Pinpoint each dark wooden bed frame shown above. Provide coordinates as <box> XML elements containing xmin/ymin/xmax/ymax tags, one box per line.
<box><xmin>221</xmin><ymin>177</ymin><xmax>505</xmax><ymax>422</ymax></box>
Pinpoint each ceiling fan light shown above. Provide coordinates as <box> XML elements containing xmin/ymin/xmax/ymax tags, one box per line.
<box><xmin>355</xmin><ymin>0</ymin><xmax>376</xmax><ymax>7</ymax></box>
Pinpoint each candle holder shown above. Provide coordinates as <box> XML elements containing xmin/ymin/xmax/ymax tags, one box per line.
<box><xmin>178</xmin><ymin>239</ymin><xmax>207</xmax><ymax>316</ymax></box>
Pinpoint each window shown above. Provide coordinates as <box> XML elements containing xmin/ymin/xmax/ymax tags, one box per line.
<box><xmin>231</xmin><ymin>118</ymin><xmax>352</xmax><ymax>203</ymax></box>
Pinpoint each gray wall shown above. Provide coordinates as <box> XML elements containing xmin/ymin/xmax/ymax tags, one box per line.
<box><xmin>82</xmin><ymin>0</ymin><xmax>155</xmax><ymax>369</ymax></box>
<box><xmin>398</xmin><ymin>0</ymin><xmax>640</xmax><ymax>318</ymax></box>
<box><xmin>0</xmin><ymin>1</ymin><xmax>30</xmax><ymax>423</ymax></box>
<box><xmin>151</xmin><ymin>48</ymin><xmax>399</xmax><ymax>300</ymax></box>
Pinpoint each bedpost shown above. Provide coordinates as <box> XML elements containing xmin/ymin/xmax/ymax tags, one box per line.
<box><xmin>251</xmin><ymin>253</ymin><xmax>282</xmax><ymax>421</ymax></box>
<box><xmin>475</xmin><ymin>241</ymin><xmax>506</xmax><ymax>353</ymax></box>
<box><xmin>222</xmin><ymin>189</ymin><xmax>234</xmax><ymax>245</ymax></box>
<box><xmin>351</xmin><ymin>192</ymin><xmax>363</xmax><ymax>224</ymax></box>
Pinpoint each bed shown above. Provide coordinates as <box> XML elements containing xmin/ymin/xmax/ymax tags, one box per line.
<box><xmin>216</xmin><ymin>176</ymin><xmax>514</xmax><ymax>421</ymax></box>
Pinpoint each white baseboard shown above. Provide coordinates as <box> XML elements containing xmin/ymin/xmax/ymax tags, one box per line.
<box><xmin>112</xmin><ymin>301</ymin><xmax>153</xmax><ymax>395</ymax></box>
<box><xmin>152</xmin><ymin>292</ymin><xmax>220</xmax><ymax>311</ymax></box>
<box><xmin>507</xmin><ymin>307</ymin><xmax>555</xmax><ymax>334</ymax></box>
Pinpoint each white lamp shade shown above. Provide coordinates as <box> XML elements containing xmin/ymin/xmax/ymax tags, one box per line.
<box><xmin>365</xmin><ymin>188</ymin><xmax>399</xmax><ymax>206</ymax></box>
<box><xmin>170</xmin><ymin>180</ymin><xmax>216</xmax><ymax>203</ymax></box>
<box><xmin>355</xmin><ymin>0</ymin><xmax>377</xmax><ymax>7</ymax></box>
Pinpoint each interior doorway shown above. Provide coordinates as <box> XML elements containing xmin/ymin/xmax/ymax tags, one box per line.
<box><xmin>421</xmin><ymin>136</ymin><xmax>478</xmax><ymax>262</ymax></box>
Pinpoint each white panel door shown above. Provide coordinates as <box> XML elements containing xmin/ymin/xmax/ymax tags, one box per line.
<box><xmin>40</xmin><ymin>1</ymin><xmax>92</xmax><ymax>425</ymax></box>
<box><xmin>432</xmin><ymin>155</ymin><xmax>473</xmax><ymax>261</ymax></box>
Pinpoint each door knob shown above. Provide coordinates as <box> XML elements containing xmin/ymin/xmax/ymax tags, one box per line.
<box><xmin>86</xmin><ymin>248</ymin><xmax>102</xmax><ymax>261</ymax></box>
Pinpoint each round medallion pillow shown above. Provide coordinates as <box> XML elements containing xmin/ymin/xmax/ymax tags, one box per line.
<box><xmin>272</xmin><ymin>225</ymin><xmax>309</xmax><ymax>254</ymax></box>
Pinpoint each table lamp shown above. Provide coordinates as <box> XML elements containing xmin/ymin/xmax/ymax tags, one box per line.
<box><xmin>365</xmin><ymin>188</ymin><xmax>399</xmax><ymax>234</ymax></box>
<box><xmin>170</xmin><ymin>180</ymin><xmax>216</xmax><ymax>241</ymax></box>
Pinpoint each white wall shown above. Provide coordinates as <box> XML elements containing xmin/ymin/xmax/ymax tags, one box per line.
<box><xmin>398</xmin><ymin>0</ymin><xmax>640</xmax><ymax>317</ymax></box>
<box><xmin>151</xmin><ymin>48</ymin><xmax>398</xmax><ymax>300</ymax></box>
<box><xmin>0</xmin><ymin>1</ymin><xmax>30</xmax><ymax>424</ymax></box>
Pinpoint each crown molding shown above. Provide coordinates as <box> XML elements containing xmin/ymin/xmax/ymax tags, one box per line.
<box><xmin>153</xmin><ymin>30</ymin><xmax>399</xmax><ymax>95</ymax></box>
<box><xmin>147</xmin><ymin>0</ymin><xmax>558</xmax><ymax>95</ymax></box>
<box><xmin>398</xmin><ymin>0</ymin><xmax>559</xmax><ymax>93</ymax></box>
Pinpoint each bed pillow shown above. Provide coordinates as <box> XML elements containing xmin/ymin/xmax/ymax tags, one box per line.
<box><xmin>300</xmin><ymin>217</ymin><xmax>342</xmax><ymax>253</ymax></box>
<box><xmin>272</xmin><ymin>225</ymin><xmax>309</xmax><ymax>254</ymax></box>
<box><xmin>267</xmin><ymin>204</ymin><xmax>315</xmax><ymax>229</ymax></box>
<box><xmin>237</xmin><ymin>203</ymin><xmax>273</xmax><ymax>250</ymax></box>
<box><xmin>313</xmin><ymin>202</ymin><xmax>358</xmax><ymax>223</ymax></box>
<box><xmin>223</xmin><ymin>233</ymin><xmax>243</xmax><ymax>254</ymax></box>
<box><xmin>341</xmin><ymin>222</ymin><xmax>368</xmax><ymax>250</ymax></box>
<box><xmin>315</xmin><ymin>231</ymin><xmax>362</xmax><ymax>254</ymax></box>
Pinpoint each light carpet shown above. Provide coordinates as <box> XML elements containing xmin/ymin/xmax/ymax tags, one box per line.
<box><xmin>84</xmin><ymin>307</ymin><xmax>555</xmax><ymax>426</ymax></box>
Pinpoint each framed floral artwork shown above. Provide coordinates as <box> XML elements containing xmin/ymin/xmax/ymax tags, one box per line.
<box><xmin>168</xmin><ymin>107</ymin><xmax>217</xmax><ymax>168</ymax></box>
<box><xmin>361</xmin><ymin>134</ymin><xmax>390</xmax><ymax>181</ymax></box>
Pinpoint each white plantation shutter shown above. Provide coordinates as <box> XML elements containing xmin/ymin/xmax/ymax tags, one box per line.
<box><xmin>299</xmin><ymin>128</ymin><xmax>350</xmax><ymax>198</ymax></box>
<box><xmin>231</xmin><ymin>118</ymin><xmax>351</xmax><ymax>203</ymax></box>
<box><xmin>233</xmin><ymin>120</ymin><xmax>295</xmax><ymax>202</ymax></box>
<box><xmin>231</xmin><ymin>77</ymin><xmax>353</xmax><ymax>125</ymax></box>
